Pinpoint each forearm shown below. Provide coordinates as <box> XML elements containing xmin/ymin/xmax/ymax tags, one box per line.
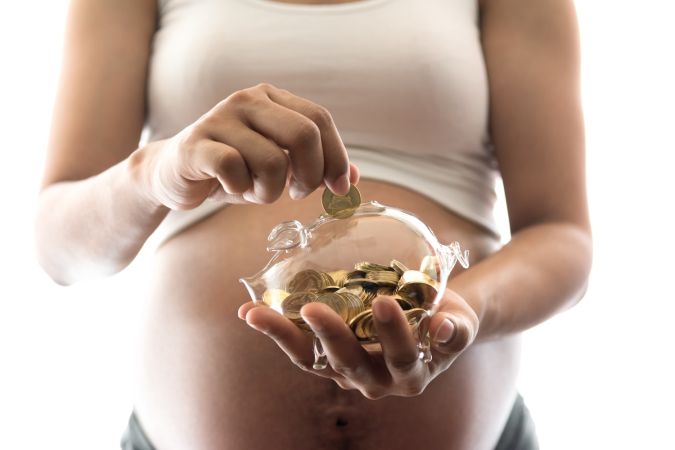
<box><xmin>34</xmin><ymin>143</ymin><xmax>168</xmax><ymax>285</ymax></box>
<box><xmin>447</xmin><ymin>221</ymin><xmax>592</xmax><ymax>341</ymax></box>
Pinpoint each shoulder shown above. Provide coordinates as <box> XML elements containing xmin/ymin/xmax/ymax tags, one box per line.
<box><xmin>65</xmin><ymin>0</ymin><xmax>157</xmax><ymax>32</ymax></box>
<box><xmin>42</xmin><ymin>0</ymin><xmax>159</xmax><ymax>188</ymax></box>
<box><xmin>478</xmin><ymin>0</ymin><xmax>580</xmax><ymax>64</ymax></box>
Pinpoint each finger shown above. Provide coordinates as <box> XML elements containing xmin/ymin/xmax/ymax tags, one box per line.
<box><xmin>242</xmin><ymin>96</ymin><xmax>324</xmax><ymax>199</ymax></box>
<box><xmin>371</xmin><ymin>296</ymin><xmax>426</xmax><ymax>381</ymax></box>
<box><xmin>238</xmin><ymin>300</ymin><xmax>262</xmax><ymax>320</ymax></box>
<box><xmin>428</xmin><ymin>290</ymin><xmax>478</xmax><ymax>354</ymax></box>
<box><xmin>348</xmin><ymin>161</ymin><xmax>360</xmax><ymax>185</ymax></box>
<box><xmin>180</xmin><ymin>139</ymin><xmax>252</xmax><ymax>194</ymax></box>
<box><xmin>265</xmin><ymin>86</ymin><xmax>351</xmax><ymax>197</ymax></box>
<box><xmin>314</xmin><ymin>161</ymin><xmax>359</xmax><ymax>190</ymax></box>
<box><xmin>206</xmin><ymin>123</ymin><xmax>290</xmax><ymax>204</ymax></box>
<box><xmin>245</xmin><ymin>305</ymin><xmax>338</xmax><ymax>378</ymax></box>
<box><xmin>429</xmin><ymin>312</ymin><xmax>474</xmax><ymax>355</ymax></box>
<box><xmin>300</xmin><ymin>302</ymin><xmax>382</xmax><ymax>385</ymax></box>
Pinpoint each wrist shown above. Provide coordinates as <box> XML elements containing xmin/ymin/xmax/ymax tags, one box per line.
<box><xmin>444</xmin><ymin>281</ymin><xmax>491</xmax><ymax>342</ymax></box>
<box><xmin>126</xmin><ymin>141</ymin><xmax>169</xmax><ymax>213</ymax></box>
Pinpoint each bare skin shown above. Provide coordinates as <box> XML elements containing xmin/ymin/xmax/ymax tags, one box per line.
<box><xmin>35</xmin><ymin>0</ymin><xmax>591</xmax><ymax>449</ymax></box>
<box><xmin>136</xmin><ymin>179</ymin><xmax>517</xmax><ymax>450</ymax></box>
<box><xmin>268</xmin><ymin>0</ymin><xmax>369</xmax><ymax>4</ymax></box>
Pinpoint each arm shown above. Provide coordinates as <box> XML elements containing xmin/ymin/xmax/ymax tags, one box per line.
<box><xmin>35</xmin><ymin>0</ymin><xmax>357</xmax><ymax>286</ymax></box>
<box><xmin>240</xmin><ymin>0</ymin><xmax>592</xmax><ymax>399</ymax></box>
<box><xmin>449</xmin><ymin>0</ymin><xmax>592</xmax><ymax>341</ymax></box>
<box><xmin>34</xmin><ymin>0</ymin><xmax>166</xmax><ymax>285</ymax></box>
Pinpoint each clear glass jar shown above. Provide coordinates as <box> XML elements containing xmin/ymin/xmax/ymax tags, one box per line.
<box><xmin>240</xmin><ymin>200</ymin><xmax>469</xmax><ymax>369</ymax></box>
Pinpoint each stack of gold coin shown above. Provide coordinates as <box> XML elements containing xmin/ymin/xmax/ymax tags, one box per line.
<box><xmin>260</xmin><ymin>259</ymin><xmax>440</xmax><ymax>341</ymax></box>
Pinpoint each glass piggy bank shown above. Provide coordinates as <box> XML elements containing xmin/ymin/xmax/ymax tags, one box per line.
<box><xmin>239</xmin><ymin>200</ymin><xmax>469</xmax><ymax>369</ymax></box>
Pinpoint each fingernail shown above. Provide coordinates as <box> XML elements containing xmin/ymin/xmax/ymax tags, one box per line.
<box><xmin>434</xmin><ymin>318</ymin><xmax>455</xmax><ymax>343</ymax></box>
<box><xmin>334</xmin><ymin>174</ymin><xmax>350</xmax><ymax>195</ymax></box>
<box><xmin>372</xmin><ymin>299</ymin><xmax>392</xmax><ymax>323</ymax></box>
<box><xmin>289</xmin><ymin>181</ymin><xmax>311</xmax><ymax>200</ymax></box>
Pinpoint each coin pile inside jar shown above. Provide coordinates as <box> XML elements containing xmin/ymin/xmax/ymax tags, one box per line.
<box><xmin>261</xmin><ymin>258</ymin><xmax>441</xmax><ymax>341</ymax></box>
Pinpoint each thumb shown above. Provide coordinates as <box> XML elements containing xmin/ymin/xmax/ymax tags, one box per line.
<box><xmin>429</xmin><ymin>312</ymin><xmax>475</xmax><ymax>354</ymax></box>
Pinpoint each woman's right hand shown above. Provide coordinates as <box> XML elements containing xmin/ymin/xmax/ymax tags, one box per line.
<box><xmin>140</xmin><ymin>82</ymin><xmax>359</xmax><ymax>210</ymax></box>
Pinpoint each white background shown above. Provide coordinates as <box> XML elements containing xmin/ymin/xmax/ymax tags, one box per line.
<box><xmin>1</xmin><ymin>1</ymin><xmax>674</xmax><ymax>449</ymax></box>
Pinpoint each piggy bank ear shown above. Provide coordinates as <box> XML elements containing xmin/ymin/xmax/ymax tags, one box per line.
<box><xmin>266</xmin><ymin>220</ymin><xmax>306</xmax><ymax>251</ymax></box>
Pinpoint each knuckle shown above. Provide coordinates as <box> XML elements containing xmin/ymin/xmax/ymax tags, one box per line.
<box><xmin>307</xmin><ymin>105</ymin><xmax>333</xmax><ymax>128</ymax></box>
<box><xmin>400</xmin><ymin>382</ymin><xmax>425</xmax><ymax>397</ymax></box>
<box><xmin>217</xmin><ymin>147</ymin><xmax>241</xmax><ymax>173</ymax></box>
<box><xmin>178</xmin><ymin>125</ymin><xmax>203</xmax><ymax>149</ymax></box>
<box><xmin>257</xmin><ymin>190</ymin><xmax>283</xmax><ymax>205</ymax></box>
<box><xmin>331</xmin><ymin>362</ymin><xmax>359</xmax><ymax>378</ymax></box>
<box><xmin>257</xmin><ymin>152</ymin><xmax>288</xmax><ymax>178</ymax></box>
<box><xmin>290</xmin><ymin>357</ymin><xmax>314</xmax><ymax>372</ymax></box>
<box><xmin>255</xmin><ymin>81</ymin><xmax>276</xmax><ymax>91</ymax></box>
<box><xmin>218</xmin><ymin>150</ymin><xmax>248</xmax><ymax>186</ymax></box>
<box><xmin>226</xmin><ymin>88</ymin><xmax>255</xmax><ymax>105</ymax></box>
<box><xmin>292</xmin><ymin>120</ymin><xmax>321</xmax><ymax>148</ymax></box>
<box><xmin>388</xmin><ymin>355</ymin><xmax>419</xmax><ymax>373</ymax></box>
<box><xmin>194</xmin><ymin>110</ymin><xmax>221</xmax><ymax>130</ymax></box>
<box><xmin>361</xmin><ymin>388</ymin><xmax>384</xmax><ymax>400</ymax></box>
<box><xmin>173</xmin><ymin>130</ymin><xmax>202</xmax><ymax>167</ymax></box>
<box><xmin>334</xmin><ymin>378</ymin><xmax>355</xmax><ymax>391</ymax></box>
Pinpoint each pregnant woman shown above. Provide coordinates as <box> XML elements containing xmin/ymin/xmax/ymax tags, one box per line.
<box><xmin>35</xmin><ymin>0</ymin><xmax>592</xmax><ymax>449</ymax></box>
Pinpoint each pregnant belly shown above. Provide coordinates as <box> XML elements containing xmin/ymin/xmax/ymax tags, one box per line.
<box><xmin>134</xmin><ymin>179</ymin><xmax>522</xmax><ymax>450</ymax></box>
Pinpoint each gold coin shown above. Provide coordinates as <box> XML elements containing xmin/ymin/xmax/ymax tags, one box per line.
<box><xmin>404</xmin><ymin>308</ymin><xmax>431</xmax><ymax>337</ymax></box>
<box><xmin>287</xmin><ymin>269</ymin><xmax>324</xmax><ymax>293</ymax></box>
<box><xmin>397</xmin><ymin>270</ymin><xmax>437</xmax><ymax>285</ymax></box>
<box><xmin>327</xmin><ymin>269</ymin><xmax>349</xmax><ymax>287</ymax></box>
<box><xmin>394</xmin><ymin>294</ymin><xmax>415</xmax><ymax>311</ymax></box>
<box><xmin>349</xmin><ymin>309</ymin><xmax>375</xmax><ymax>341</ymax></box>
<box><xmin>346</xmin><ymin>269</ymin><xmax>366</xmax><ymax>280</ymax></box>
<box><xmin>281</xmin><ymin>291</ymin><xmax>318</xmax><ymax>321</ymax></box>
<box><xmin>376</xmin><ymin>286</ymin><xmax>396</xmax><ymax>297</ymax></box>
<box><xmin>290</xmin><ymin>317</ymin><xmax>312</xmax><ymax>332</ymax></box>
<box><xmin>317</xmin><ymin>292</ymin><xmax>349</xmax><ymax>321</ymax></box>
<box><xmin>336</xmin><ymin>285</ymin><xmax>364</xmax><ymax>297</ymax></box>
<box><xmin>390</xmin><ymin>259</ymin><xmax>409</xmax><ymax>276</ymax></box>
<box><xmin>404</xmin><ymin>308</ymin><xmax>430</xmax><ymax>327</ymax></box>
<box><xmin>319</xmin><ymin>271</ymin><xmax>335</xmax><ymax>289</ymax></box>
<box><xmin>262</xmin><ymin>288</ymin><xmax>290</xmax><ymax>309</ymax></box>
<box><xmin>419</xmin><ymin>255</ymin><xmax>441</xmax><ymax>279</ymax></box>
<box><xmin>365</xmin><ymin>270</ymin><xmax>399</xmax><ymax>286</ymax></box>
<box><xmin>396</xmin><ymin>270</ymin><xmax>439</xmax><ymax>308</ymax></box>
<box><xmin>361</xmin><ymin>289</ymin><xmax>378</xmax><ymax>307</ymax></box>
<box><xmin>336</xmin><ymin>291</ymin><xmax>366</xmax><ymax>321</ymax></box>
<box><xmin>355</xmin><ymin>261</ymin><xmax>395</xmax><ymax>272</ymax></box>
<box><xmin>281</xmin><ymin>260</ymin><xmax>436</xmax><ymax>340</ymax></box>
<box><xmin>343</xmin><ymin>276</ymin><xmax>370</xmax><ymax>284</ymax></box>
<box><xmin>322</xmin><ymin>184</ymin><xmax>361</xmax><ymax>218</ymax></box>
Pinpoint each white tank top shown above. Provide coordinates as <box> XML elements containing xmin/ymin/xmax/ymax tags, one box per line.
<box><xmin>146</xmin><ymin>0</ymin><xmax>500</xmax><ymax>248</ymax></box>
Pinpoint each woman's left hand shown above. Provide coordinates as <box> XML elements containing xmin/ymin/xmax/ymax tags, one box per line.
<box><xmin>238</xmin><ymin>288</ymin><xmax>479</xmax><ymax>399</ymax></box>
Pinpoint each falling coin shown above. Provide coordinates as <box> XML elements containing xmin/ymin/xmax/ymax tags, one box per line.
<box><xmin>322</xmin><ymin>184</ymin><xmax>362</xmax><ymax>218</ymax></box>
